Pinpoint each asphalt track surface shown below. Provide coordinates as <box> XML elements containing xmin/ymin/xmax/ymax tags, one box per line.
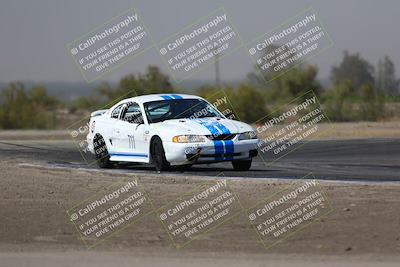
<box><xmin>0</xmin><ymin>138</ymin><xmax>399</xmax><ymax>182</ymax></box>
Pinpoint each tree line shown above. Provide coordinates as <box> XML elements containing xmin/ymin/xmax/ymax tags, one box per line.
<box><xmin>0</xmin><ymin>51</ymin><xmax>399</xmax><ymax>129</ymax></box>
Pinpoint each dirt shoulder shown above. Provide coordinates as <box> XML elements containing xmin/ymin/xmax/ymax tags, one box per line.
<box><xmin>0</xmin><ymin>159</ymin><xmax>399</xmax><ymax>261</ymax></box>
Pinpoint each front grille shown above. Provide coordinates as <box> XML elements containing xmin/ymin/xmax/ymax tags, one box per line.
<box><xmin>207</xmin><ymin>134</ymin><xmax>236</xmax><ymax>140</ymax></box>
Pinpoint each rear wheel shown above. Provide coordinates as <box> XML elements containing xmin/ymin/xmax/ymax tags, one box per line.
<box><xmin>232</xmin><ymin>159</ymin><xmax>252</xmax><ymax>171</ymax></box>
<box><xmin>151</xmin><ymin>137</ymin><xmax>170</xmax><ymax>171</ymax></box>
<box><xmin>94</xmin><ymin>135</ymin><xmax>113</xmax><ymax>168</ymax></box>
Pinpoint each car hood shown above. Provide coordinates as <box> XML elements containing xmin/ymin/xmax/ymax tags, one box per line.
<box><xmin>152</xmin><ymin>117</ymin><xmax>253</xmax><ymax>139</ymax></box>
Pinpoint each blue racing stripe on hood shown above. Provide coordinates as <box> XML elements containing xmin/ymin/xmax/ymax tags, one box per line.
<box><xmin>193</xmin><ymin>119</ymin><xmax>220</xmax><ymax>160</ymax></box>
<box><xmin>211</xmin><ymin>120</ymin><xmax>235</xmax><ymax>158</ymax></box>
<box><xmin>212</xmin><ymin>120</ymin><xmax>234</xmax><ymax>158</ymax></box>
<box><xmin>193</xmin><ymin>119</ymin><xmax>234</xmax><ymax>160</ymax></box>
<box><xmin>212</xmin><ymin>120</ymin><xmax>231</xmax><ymax>135</ymax></box>
<box><xmin>160</xmin><ymin>95</ymin><xmax>173</xmax><ymax>100</ymax></box>
<box><xmin>194</xmin><ymin>119</ymin><xmax>219</xmax><ymax>137</ymax></box>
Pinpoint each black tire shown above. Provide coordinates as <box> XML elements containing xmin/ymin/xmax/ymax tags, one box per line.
<box><xmin>150</xmin><ymin>137</ymin><xmax>170</xmax><ymax>171</ymax></box>
<box><xmin>232</xmin><ymin>159</ymin><xmax>252</xmax><ymax>171</ymax></box>
<box><xmin>94</xmin><ymin>135</ymin><xmax>113</xmax><ymax>168</ymax></box>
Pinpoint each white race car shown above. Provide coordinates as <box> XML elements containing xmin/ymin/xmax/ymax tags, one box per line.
<box><xmin>86</xmin><ymin>94</ymin><xmax>259</xmax><ymax>171</ymax></box>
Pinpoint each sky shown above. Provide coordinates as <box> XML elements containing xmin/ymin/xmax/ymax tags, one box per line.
<box><xmin>0</xmin><ymin>0</ymin><xmax>399</xmax><ymax>84</ymax></box>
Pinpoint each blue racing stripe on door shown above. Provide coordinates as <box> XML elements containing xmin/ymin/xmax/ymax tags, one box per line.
<box><xmin>160</xmin><ymin>95</ymin><xmax>173</xmax><ymax>100</ymax></box>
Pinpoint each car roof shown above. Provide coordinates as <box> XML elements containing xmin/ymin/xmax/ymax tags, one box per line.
<box><xmin>118</xmin><ymin>94</ymin><xmax>204</xmax><ymax>105</ymax></box>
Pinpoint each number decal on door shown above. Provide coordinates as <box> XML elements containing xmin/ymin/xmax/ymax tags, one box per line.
<box><xmin>128</xmin><ymin>135</ymin><xmax>135</xmax><ymax>149</ymax></box>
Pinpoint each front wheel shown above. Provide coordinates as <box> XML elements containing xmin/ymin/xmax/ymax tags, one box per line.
<box><xmin>232</xmin><ymin>159</ymin><xmax>252</xmax><ymax>171</ymax></box>
<box><xmin>150</xmin><ymin>137</ymin><xmax>170</xmax><ymax>171</ymax></box>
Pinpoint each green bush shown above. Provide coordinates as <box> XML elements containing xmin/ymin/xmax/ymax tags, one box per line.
<box><xmin>323</xmin><ymin>81</ymin><xmax>384</xmax><ymax>121</ymax></box>
<box><xmin>0</xmin><ymin>82</ymin><xmax>58</xmax><ymax>129</ymax></box>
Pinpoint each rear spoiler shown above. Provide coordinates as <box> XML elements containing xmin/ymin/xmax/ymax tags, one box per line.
<box><xmin>90</xmin><ymin>109</ymin><xmax>108</xmax><ymax>117</ymax></box>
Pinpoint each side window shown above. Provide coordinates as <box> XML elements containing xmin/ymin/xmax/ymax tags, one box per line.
<box><xmin>111</xmin><ymin>105</ymin><xmax>123</xmax><ymax>119</ymax></box>
<box><xmin>121</xmin><ymin>102</ymin><xmax>143</xmax><ymax>124</ymax></box>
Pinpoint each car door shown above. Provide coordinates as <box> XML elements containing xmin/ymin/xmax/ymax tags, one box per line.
<box><xmin>112</xmin><ymin>102</ymin><xmax>149</xmax><ymax>162</ymax></box>
<box><xmin>107</xmin><ymin>104</ymin><xmax>124</xmax><ymax>154</ymax></box>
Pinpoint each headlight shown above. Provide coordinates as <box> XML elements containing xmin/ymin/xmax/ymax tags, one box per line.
<box><xmin>237</xmin><ymin>131</ymin><xmax>257</xmax><ymax>141</ymax></box>
<box><xmin>172</xmin><ymin>135</ymin><xmax>207</xmax><ymax>143</ymax></box>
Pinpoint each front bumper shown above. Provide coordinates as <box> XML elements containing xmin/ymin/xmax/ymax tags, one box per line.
<box><xmin>163</xmin><ymin>139</ymin><xmax>259</xmax><ymax>165</ymax></box>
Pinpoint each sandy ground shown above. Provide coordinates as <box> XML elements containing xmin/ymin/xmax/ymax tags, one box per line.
<box><xmin>1</xmin><ymin>123</ymin><xmax>399</xmax><ymax>266</ymax></box>
<box><xmin>0</xmin><ymin>157</ymin><xmax>399</xmax><ymax>266</ymax></box>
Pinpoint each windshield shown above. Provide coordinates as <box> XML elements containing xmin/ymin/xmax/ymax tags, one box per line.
<box><xmin>144</xmin><ymin>99</ymin><xmax>223</xmax><ymax>123</ymax></box>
